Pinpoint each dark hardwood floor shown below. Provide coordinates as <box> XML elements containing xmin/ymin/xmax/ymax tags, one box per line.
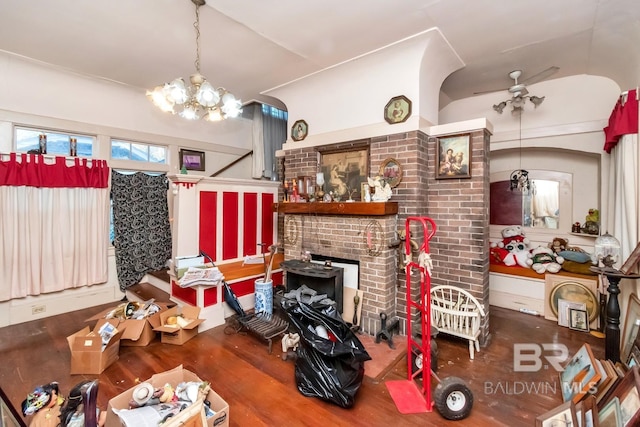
<box><xmin>0</xmin><ymin>304</ymin><xmax>604</xmax><ymax>426</ymax></box>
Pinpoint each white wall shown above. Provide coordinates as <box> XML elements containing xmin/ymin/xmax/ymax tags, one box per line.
<box><xmin>439</xmin><ymin>75</ymin><xmax>622</xmax><ymax>249</ymax></box>
<box><xmin>0</xmin><ymin>53</ymin><xmax>261</xmax><ymax>327</ymax></box>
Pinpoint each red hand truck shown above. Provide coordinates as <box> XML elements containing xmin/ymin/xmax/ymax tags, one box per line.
<box><xmin>386</xmin><ymin>217</ymin><xmax>473</xmax><ymax>421</ymax></box>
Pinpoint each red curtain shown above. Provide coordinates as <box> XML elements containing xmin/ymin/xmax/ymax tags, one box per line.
<box><xmin>603</xmin><ymin>89</ymin><xmax>639</xmax><ymax>153</ymax></box>
<box><xmin>0</xmin><ymin>153</ymin><xmax>109</xmax><ymax>188</ymax></box>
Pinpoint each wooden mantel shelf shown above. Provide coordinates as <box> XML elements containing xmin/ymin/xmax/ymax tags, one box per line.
<box><xmin>272</xmin><ymin>201</ymin><xmax>398</xmax><ymax>216</ymax></box>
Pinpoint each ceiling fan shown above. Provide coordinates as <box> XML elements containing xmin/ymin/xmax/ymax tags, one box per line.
<box><xmin>475</xmin><ymin>66</ymin><xmax>560</xmax><ymax>97</ymax></box>
<box><xmin>486</xmin><ymin>66</ymin><xmax>559</xmax><ymax>114</ymax></box>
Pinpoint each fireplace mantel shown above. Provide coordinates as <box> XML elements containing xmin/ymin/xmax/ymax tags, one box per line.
<box><xmin>272</xmin><ymin>201</ymin><xmax>397</xmax><ymax>216</ymax></box>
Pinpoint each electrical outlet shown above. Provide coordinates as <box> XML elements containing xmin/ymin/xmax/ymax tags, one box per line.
<box><xmin>32</xmin><ymin>305</ymin><xmax>46</xmax><ymax>315</ymax></box>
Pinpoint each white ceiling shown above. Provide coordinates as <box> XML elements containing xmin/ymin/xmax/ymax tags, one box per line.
<box><xmin>1</xmin><ymin>0</ymin><xmax>638</xmax><ymax>111</ymax></box>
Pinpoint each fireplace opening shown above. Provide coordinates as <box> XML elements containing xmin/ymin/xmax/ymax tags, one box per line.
<box><xmin>310</xmin><ymin>254</ymin><xmax>359</xmax><ymax>291</ymax></box>
<box><xmin>281</xmin><ymin>260</ymin><xmax>345</xmax><ymax>313</ymax></box>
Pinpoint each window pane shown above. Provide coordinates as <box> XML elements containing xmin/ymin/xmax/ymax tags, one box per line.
<box><xmin>16</xmin><ymin>129</ymin><xmax>41</xmax><ymax>152</ymax></box>
<box><xmin>46</xmin><ymin>132</ymin><xmax>70</xmax><ymax>156</ymax></box>
<box><xmin>111</xmin><ymin>140</ymin><xmax>131</xmax><ymax>160</ymax></box>
<box><xmin>76</xmin><ymin>136</ymin><xmax>93</xmax><ymax>157</ymax></box>
<box><xmin>131</xmin><ymin>143</ymin><xmax>149</xmax><ymax>162</ymax></box>
<box><xmin>149</xmin><ymin>146</ymin><xmax>166</xmax><ymax>164</ymax></box>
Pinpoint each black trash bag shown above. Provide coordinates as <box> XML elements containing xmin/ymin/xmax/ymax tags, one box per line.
<box><xmin>284</xmin><ymin>300</ymin><xmax>371</xmax><ymax>408</ymax></box>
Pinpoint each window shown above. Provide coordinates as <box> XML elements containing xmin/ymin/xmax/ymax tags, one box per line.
<box><xmin>111</xmin><ymin>139</ymin><xmax>167</xmax><ymax>164</ymax></box>
<box><xmin>15</xmin><ymin>127</ymin><xmax>94</xmax><ymax>156</ymax></box>
<box><xmin>262</xmin><ymin>103</ymin><xmax>288</xmax><ymax>120</ymax></box>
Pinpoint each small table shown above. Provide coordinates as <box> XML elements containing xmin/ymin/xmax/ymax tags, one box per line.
<box><xmin>590</xmin><ymin>266</ymin><xmax>640</xmax><ymax>362</ymax></box>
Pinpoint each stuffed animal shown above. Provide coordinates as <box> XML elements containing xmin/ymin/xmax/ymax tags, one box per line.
<box><xmin>528</xmin><ymin>246</ymin><xmax>565</xmax><ymax>274</ymax></box>
<box><xmin>548</xmin><ymin>237</ymin><xmax>568</xmax><ymax>254</ymax></box>
<box><xmin>490</xmin><ymin>226</ymin><xmax>532</xmax><ymax>268</ymax></box>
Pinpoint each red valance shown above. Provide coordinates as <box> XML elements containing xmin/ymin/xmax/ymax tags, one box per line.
<box><xmin>0</xmin><ymin>153</ymin><xmax>110</xmax><ymax>188</ymax></box>
<box><xmin>603</xmin><ymin>89</ymin><xmax>639</xmax><ymax>153</ymax></box>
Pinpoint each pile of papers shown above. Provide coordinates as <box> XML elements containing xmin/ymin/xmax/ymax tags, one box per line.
<box><xmin>178</xmin><ymin>266</ymin><xmax>224</xmax><ymax>288</ymax></box>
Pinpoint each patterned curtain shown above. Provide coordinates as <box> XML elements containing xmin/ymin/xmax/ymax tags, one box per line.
<box><xmin>111</xmin><ymin>171</ymin><xmax>172</xmax><ymax>291</ymax></box>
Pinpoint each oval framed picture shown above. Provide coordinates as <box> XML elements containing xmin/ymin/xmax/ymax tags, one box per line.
<box><xmin>291</xmin><ymin>119</ymin><xmax>308</xmax><ymax>142</ymax></box>
<box><xmin>379</xmin><ymin>158</ymin><xmax>402</xmax><ymax>188</ymax></box>
<box><xmin>548</xmin><ymin>280</ymin><xmax>599</xmax><ymax>323</ymax></box>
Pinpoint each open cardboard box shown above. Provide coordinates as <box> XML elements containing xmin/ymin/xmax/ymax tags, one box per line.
<box><xmin>104</xmin><ymin>365</ymin><xmax>229</xmax><ymax>427</ymax></box>
<box><xmin>86</xmin><ymin>302</ymin><xmax>173</xmax><ymax>347</ymax></box>
<box><xmin>66</xmin><ymin>319</ymin><xmax>122</xmax><ymax>375</ymax></box>
<box><xmin>154</xmin><ymin>305</ymin><xmax>204</xmax><ymax>345</ymax></box>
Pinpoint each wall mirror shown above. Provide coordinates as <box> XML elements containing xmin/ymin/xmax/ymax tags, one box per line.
<box><xmin>490</xmin><ymin>170</ymin><xmax>571</xmax><ymax>231</ymax></box>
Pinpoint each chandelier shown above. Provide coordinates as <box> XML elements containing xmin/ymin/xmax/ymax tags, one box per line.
<box><xmin>146</xmin><ymin>0</ymin><xmax>242</xmax><ymax>121</ymax></box>
<box><xmin>509</xmin><ymin>110</ymin><xmax>534</xmax><ymax>194</ymax></box>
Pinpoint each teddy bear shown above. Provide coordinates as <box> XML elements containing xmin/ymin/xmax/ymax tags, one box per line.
<box><xmin>489</xmin><ymin>225</ymin><xmax>532</xmax><ymax>268</ymax></box>
<box><xmin>527</xmin><ymin>246</ymin><xmax>565</xmax><ymax>274</ymax></box>
<box><xmin>548</xmin><ymin>237</ymin><xmax>568</xmax><ymax>254</ymax></box>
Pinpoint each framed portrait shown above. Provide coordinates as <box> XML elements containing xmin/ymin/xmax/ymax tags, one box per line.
<box><xmin>319</xmin><ymin>146</ymin><xmax>369</xmax><ymax>201</ymax></box>
<box><xmin>291</xmin><ymin>119</ymin><xmax>309</xmax><ymax>142</ymax></box>
<box><xmin>621</xmin><ymin>294</ymin><xmax>640</xmax><ymax>364</ymax></box>
<box><xmin>179</xmin><ymin>149</ymin><xmax>205</xmax><ymax>171</ymax></box>
<box><xmin>621</xmin><ymin>241</ymin><xmax>640</xmax><ymax>275</ymax></box>
<box><xmin>545</xmin><ymin>275</ymin><xmax>600</xmax><ymax>329</ymax></box>
<box><xmin>559</xmin><ymin>343</ymin><xmax>601</xmax><ymax>403</ymax></box>
<box><xmin>535</xmin><ymin>401</ymin><xmax>578</xmax><ymax>427</ymax></box>
<box><xmin>569</xmin><ymin>308</ymin><xmax>590</xmax><ymax>332</ymax></box>
<box><xmin>436</xmin><ymin>133</ymin><xmax>471</xmax><ymax>179</ymax></box>
<box><xmin>379</xmin><ymin>158</ymin><xmax>402</xmax><ymax>188</ymax></box>
<box><xmin>384</xmin><ymin>95</ymin><xmax>412</xmax><ymax>124</ymax></box>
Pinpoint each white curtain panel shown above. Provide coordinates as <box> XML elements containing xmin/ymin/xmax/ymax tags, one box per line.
<box><xmin>609</xmin><ymin>133</ymin><xmax>640</xmax><ymax>313</ymax></box>
<box><xmin>0</xmin><ymin>186</ymin><xmax>109</xmax><ymax>301</ymax></box>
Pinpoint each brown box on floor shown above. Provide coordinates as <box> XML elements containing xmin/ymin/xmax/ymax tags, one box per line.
<box><xmin>154</xmin><ymin>305</ymin><xmax>204</xmax><ymax>345</ymax></box>
<box><xmin>86</xmin><ymin>302</ymin><xmax>173</xmax><ymax>347</ymax></box>
<box><xmin>104</xmin><ymin>365</ymin><xmax>229</xmax><ymax>427</ymax></box>
<box><xmin>66</xmin><ymin>319</ymin><xmax>122</xmax><ymax>375</ymax></box>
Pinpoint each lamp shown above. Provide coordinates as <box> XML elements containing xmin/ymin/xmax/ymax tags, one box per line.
<box><xmin>594</xmin><ymin>231</ymin><xmax>621</xmax><ymax>270</ymax></box>
<box><xmin>146</xmin><ymin>0</ymin><xmax>242</xmax><ymax>121</ymax></box>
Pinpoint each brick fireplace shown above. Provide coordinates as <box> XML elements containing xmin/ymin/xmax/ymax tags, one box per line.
<box><xmin>278</xmin><ymin>204</ymin><xmax>398</xmax><ymax>335</ymax></box>
<box><xmin>276</xmin><ymin>129</ymin><xmax>492</xmax><ymax>345</ymax></box>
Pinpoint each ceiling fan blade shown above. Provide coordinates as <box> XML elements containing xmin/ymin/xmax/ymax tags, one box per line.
<box><xmin>521</xmin><ymin>66</ymin><xmax>560</xmax><ymax>85</ymax></box>
<box><xmin>473</xmin><ymin>86</ymin><xmax>508</xmax><ymax>96</ymax></box>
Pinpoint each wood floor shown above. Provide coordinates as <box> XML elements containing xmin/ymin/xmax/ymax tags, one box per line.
<box><xmin>0</xmin><ymin>304</ymin><xmax>604</xmax><ymax>426</ymax></box>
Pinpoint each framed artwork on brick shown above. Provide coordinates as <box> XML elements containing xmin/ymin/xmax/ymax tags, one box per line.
<box><xmin>319</xmin><ymin>146</ymin><xmax>369</xmax><ymax>201</ymax></box>
<box><xmin>436</xmin><ymin>133</ymin><xmax>471</xmax><ymax>179</ymax></box>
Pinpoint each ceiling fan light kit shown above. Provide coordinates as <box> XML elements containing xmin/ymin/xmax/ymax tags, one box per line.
<box><xmin>488</xmin><ymin>67</ymin><xmax>557</xmax><ymax>115</ymax></box>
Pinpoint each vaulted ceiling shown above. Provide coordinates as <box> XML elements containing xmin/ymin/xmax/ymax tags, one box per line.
<box><xmin>1</xmin><ymin>0</ymin><xmax>638</xmax><ymax>111</ymax></box>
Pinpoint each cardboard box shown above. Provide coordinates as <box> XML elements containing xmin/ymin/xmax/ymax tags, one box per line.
<box><xmin>154</xmin><ymin>305</ymin><xmax>204</xmax><ymax>345</ymax></box>
<box><xmin>86</xmin><ymin>302</ymin><xmax>172</xmax><ymax>347</ymax></box>
<box><xmin>67</xmin><ymin>319</ymin><xmax>122</xmax><ymax>375</ymax></box>
<box><xmin>104</xmin><ymin>365</ymin><xmax>229</xmax><ymax>427</ymax></box>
